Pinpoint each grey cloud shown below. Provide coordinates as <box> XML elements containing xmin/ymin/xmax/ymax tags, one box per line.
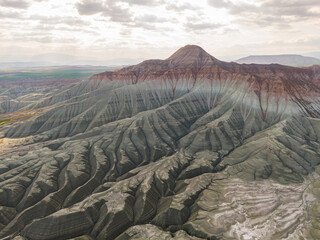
<box><xmin>30</xmin><ymin>15</ymin><xmax>87</xmax><ymax>26</ymax></box>
<box><xmin>60</xmin><ymin>18</ymin><xmax>88</xmax><ymax>26</ymax></box>
<box><xmin>74</xmin><ymin>0</ymin><xmax>163</xmax><ymax>14</ymax></box>
<box><xmin>128</xmin><ymin>13</ymin><xmax>177</xmax><ymax>31</ymax></box>
<box><xmin>0</xmin><ymin>9</ymin><xmax>23</xmax><ymax>18</ymax></box>
<box><xmin>207</xmin><ymin>0</ymin><xmax>320</xmax><ymax>28</ymax></box>
<box><xmin>121</xmin><ymin>0</ymin><xmax>161</xmax><ymax>6</ymax></box>
<box><xmin>238</xmin><ymin>15</ymin><xmax>290</xmax><ymax>29</ymax></box>
<box><xmin>185</xmin><ymin>22</ymin><xmax>223</xmax><ymax>32</ymax></box>
<box><xmin>207</xmin><ymin>0</ymin><xmax>256</xmax><ymax>14</ymax></box>
<box><xmin>129</xmin><ymin>22</ymin><xmax>156</xmax><ymax>30</ymax></box>
<box><xmin>119</xmin><ymin>28</ymin><xmax>132</xmax><ymax>36</ymax></box>
<box><xmin>76</xmin><ymin>0</ymin><xmax>104</xmax><ymax>15</ymax></box>
<box><xmin>207</xmin><ymin>0</ymin><xmax>230</xmax><ymax>8</ymax></box>
<box><xmin>76</xmin><ymin>0</ymin><xmax>133</xmax><ymax>23</ymax></box>
<box><xmin>30</xmin><ymin>36</ymin><xmax>52</xmax><ymax>43</ymax></box>
<box><xmin>166</xmin><ymin>2</ymin><xmax>198</xmax><ymax>12</ymax></box>
<box><xmin>208</xmin><ymin>0</ymin><xmax>320</xmax><ymax>17</ymax></box>
<box><xmin>124</xmin><ymin>20</ymin><xmax>157</xmax><ymax>31</ymax></box>
<box><xmin>76</xmin><ymin>0</ymin><xmax>172</xmax><ymax>30</ymax></box>
<box><xmin>262</xmin><ymin>0</ymin><xmax>320</xmax><ymax>18</ymax></box>
<box><xmin>101</xmin><ymin>5</ymin><xmax>132</xmax><ymax>23</ymax></box>
<box><xmin>263</xmin><ymin>0</ymin><xmax>319</xmax><ymax>9</ymax></box>
<box><xmin>0</xmin><ymin>0</ymin><xmax>30</xmax><ymax>9</ymax></box>
<box><xmin>135</xmin><ymin>14</ymin><xmax>167</xmax><ymax>23</ymax></box>
<box><xmin>124</xmin><ymin>21</ymin><xmax>173</xmax><ymax>31</ymax></box>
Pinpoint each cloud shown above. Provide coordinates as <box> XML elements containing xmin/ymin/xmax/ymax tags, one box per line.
<box><xmin>76</xmin><ymin>1</ymin><xmax>173</xmax><ymax>30</ymax></box>
<box><xmin>75</xmin><ymin>0</ymin><xmax>103</xmax><ymax>15</ymax></box>
<box><xmin>119</xmin><ymin>28</ymin><xmax>132</xmax><ymax>36</ymax></box>
<box><xmin>165</xmin><ymin>2</ymin><xmax>198</xmax><ymax>12</ymax></box>
<box><xmin>207</xmin><ymin>0</ymin><xmax>230</xmax><ymax>9</ymax></box>
<box><xmin>262</xmin><ymin>0</ymin><xmax>320</xmax><ymax>18</ymax></box>
<box><xmin>135</xmin><ymin>14</ymin><xmax>167</xmax><ymax>23</ymax></box>
<box><xmin>184</xmin><ymin>14</ymin><xmax>224</xmax><ymax>33</ymax></box>
<box><xmin>207</xmin><ymin>0</ymin><xmax>320</xmax><ymax>25</ymax></box>
<box><xmin>185</xmin><ymin>22</ymin><xmax>223</xmax><ymax>32</ymax></box>
<box><xmin>0</xmin><ymin>0</ymin><xmax>30</xmax><ymax>9</ymax></box>
<box><xmin>207</xmin><ymin>0</ymin><xmax>257</xmax><ymax>14</ymax></box>
<box><xmin>121</xmin><ymin>0</ymin><xmax>161</xmax><ymax>6</ymax></box>
<box><xmin>76</xmin><ymin>0</ymin><xmax>162</xmax><ymax>13</ymax></box>
<box><xmin>76</xmin><ymin>0</ymin><xmax>133</xmax><ymax>23</ymax></box>
<box><xmin>208</xmin><ymin>0</ymin><xmax>320</xmax><ymax>18</ymax></box>
<box><xmin>0</xmin><ymin>9</ymin><xmax>24</xmax><ymax>18</ymax></box>
<box><xmin>101</xmin><ymin>5</ymin><xmax>132</xmax><ymax>23</ymax></box>
<box><xmin>29</xmin><ymin>15</ymin><xmax>87</xmax><ymax>26</ymax></box>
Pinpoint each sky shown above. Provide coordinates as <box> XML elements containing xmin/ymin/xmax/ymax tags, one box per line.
<box><xmin>0</xmin><ymin>0</ymin><xmax>319</xmax><ymax>63</ymax></box>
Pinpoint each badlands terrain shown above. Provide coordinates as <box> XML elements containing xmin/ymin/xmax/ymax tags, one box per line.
<box><xmin>0</xmin><ymin>45</ymin><xmax>320</xmax><ymax>239</ymax></box>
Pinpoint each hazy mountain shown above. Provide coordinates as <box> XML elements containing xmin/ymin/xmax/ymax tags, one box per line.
<box><xmin>0</xmin><ymin>62</ymin><xmax>55</xmax><ymax>68</ymax></box>
<box><xmin>236</xmin><ymin>54</ymin><xmax>320</xmax><ymax>66</ymax></box>
<box><xmin>0</xmin><ymin>53</ymin><xmax>143</xmax><ymax>68</ymax></box>
<box><xmin>0</xmin><ymin>45</ymin><xmax>320</xmax><ymax>240</ymax></box>
<box><xmin>304</xmin><ymin>52</ymin><xmax>320</xmax><ymax>59</ymax></box>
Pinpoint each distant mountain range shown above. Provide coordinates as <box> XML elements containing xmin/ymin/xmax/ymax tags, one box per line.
<box><xmin>236</xmin><ymin>54</ymin><xmax>320</xmax><ymax>66</ymax></box>
<box><xmin>304</xmin><ymin>52</ymin><xmax>320</xmax><ymax>59</ymax></box>
<box><xmin>2</xmin><ymin>52</ymin><xmax>320</xmax><ymax>68</ymax></box>
<box><xmin>0</xmin><ymin>53</ymin><xmax>144</xmax><ymax>68</ymax></box>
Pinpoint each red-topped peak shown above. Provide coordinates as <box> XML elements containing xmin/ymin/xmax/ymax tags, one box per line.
<box><xmin>167</xmin><ymin>45</ymin><xmax>219</xmax><ymax>67</ymax></box>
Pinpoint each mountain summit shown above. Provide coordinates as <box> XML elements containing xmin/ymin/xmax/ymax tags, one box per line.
<box><xmin>167</xmin><ymin>45</ymin><xmax>219</xmax><ymax>66</ymax></box>
<box><xmin>90</xmin><ymin>45</ymin><xmax>320</xmax><ymax>117</ymax></box>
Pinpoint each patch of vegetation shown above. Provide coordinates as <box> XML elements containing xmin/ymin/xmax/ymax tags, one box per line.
<box><xmin>0</xmin><ymin>119</ymin><xmax>10</xmax><ymax>126</ymax></box>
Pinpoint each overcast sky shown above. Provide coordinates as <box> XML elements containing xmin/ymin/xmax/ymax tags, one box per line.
<box><xmin>0</xmin><ymin>0</ymin><xmax>319</xmax><ymax>62</ymax></box>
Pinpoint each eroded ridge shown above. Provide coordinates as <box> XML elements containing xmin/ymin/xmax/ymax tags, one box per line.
<box><xmin>0</xmin><ymin>45</ymin><xmax>320</xmax><ymax>240</ymax></box>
